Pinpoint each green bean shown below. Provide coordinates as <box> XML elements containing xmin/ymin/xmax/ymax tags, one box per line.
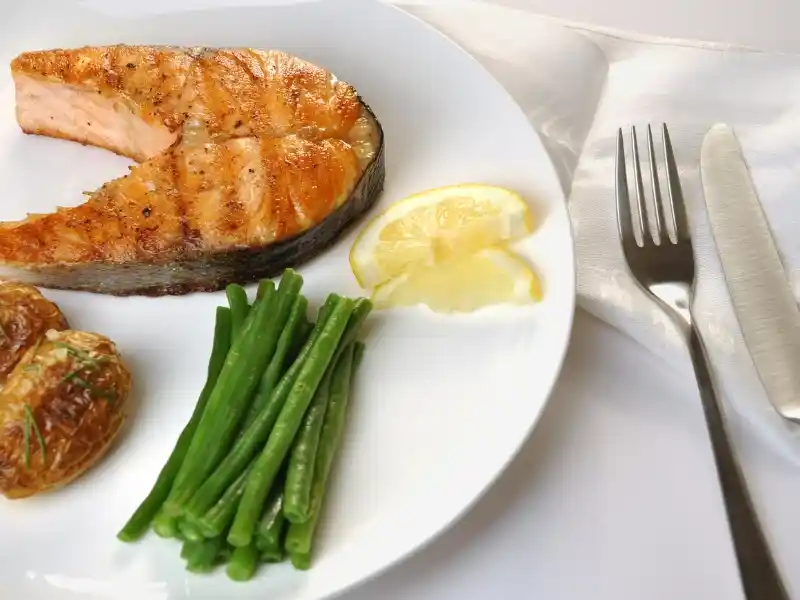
<box><xmin>196</xmin><ymin>461</ymin><xmax>255</xmax><ymax>539</ymax></box>
<box><xmin>289</xmin><ymin>551</ymin><xmax>311</xmax><ymax>571</ymax></box>
<box><xmin>216</xmin><ymin>544</ymin><xmax>233</xmax><ymax>566</ymax></box>
<box><xmin>292</xmin><ymin>300</ymin><xmax>334</xmax><ymax>362</ymax></box>
<box><xmin>352</xmin><ymin>341</ymin><xmax>366</xmax><ymax>373</ymax></box>
<box><xmin>227</xmin><ymin>543</ymin><xmax>260</xmax><ymax>581</ymax></box>
<box><xmin>289</xmin><ymin>318</ymin><xmax>314</xmax><ymax>364</ymax></box>
<box><xmin>318</xmin><ymin>298</ymin><xmax>369</xmax><ymax>370</ymax></box>
<box><xmin>282</xmin><ymin>372</ymin><xmax>331</xmax><ymax>524</ymax></box>
<box><xmin>282</xmin><ymin>301</ymin><xmax>371</xmax><ymax>524</ymax></box>
<box><xmin>152</xmin><ymin>509</ymin><xmax>179</xmax><ymax>539</ymax></box>
<box><xmin>117</xmin><ymin>307</ymin><xmax>232</xmax><ymax>542</ymax></box>
<box><xmin>226</xmin><ymin>284</ymin><xmax>250</xmax><ymax>341</ymax></box>
<box><xmin>261</xmin><ymin>548</ymin><xmax>285</xmax><ymax>564</ymax></box>
<box><xmin>163</xmin><ymin>271</ymin><xmax>302</xmax><ymax>516</ymax></box>
<box><xmin>184</xmin><ymin>298</ymin><xmax>336</xmax><ymax>520</ymax></box>
<box><xmin>186</xmin><ymin>537</ymin><xmax>225</xmax><ymax>574</ymax></box>
<box><xmin>228</xmin><ymin>296</ymin><xmax>355</xmax><ymax>547</ymax></box>
<box><xmin>257</xmin><ymin>279</ymin><xmax>275</xmax><ymax>301</ymax></box>
<box><xmin>241</xmin><ymin>294</ymin><xmax>308</xmax><ymax>431</ymax></box>
<box><xmin>285</xmin><ymin>343</ymin><xmax>359</xmax><ymax>557</ymax></box>
<box><xmin>256</xmin><ymin>489</ymin><xmax>286</xmax><ymax>556</ymax></box>
<box><xmin>178</xmin><ymin>518</ymin><xmax>204</xmax><ymax>542</ymax></box>
<box><xmin>181</xmin><ymin>539</ymin><xmax>203</xmax><ymax>560</ymax></box>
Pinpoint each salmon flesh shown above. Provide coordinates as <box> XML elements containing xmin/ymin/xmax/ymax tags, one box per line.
<box><xmin>6</xmin><ymin>46</ymin><xmax>385</xmax><ymax>295</ymax></box>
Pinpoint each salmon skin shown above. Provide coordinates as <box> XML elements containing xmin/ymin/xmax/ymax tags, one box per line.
<box><xmin>6</xmin><ymin>45</ymin><xmax>385</xmax><ymax>296</ymax></box>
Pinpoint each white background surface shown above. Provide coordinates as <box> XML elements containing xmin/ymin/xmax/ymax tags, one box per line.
<box><xmin>8</xmin><ymin>1</ymin><xmax>800</xmax><ymax>599</ymax></box>
<box><xmin>339</xmin><ymin>1</ymin><xmax>800</xmax><ymax>600</ymax></box>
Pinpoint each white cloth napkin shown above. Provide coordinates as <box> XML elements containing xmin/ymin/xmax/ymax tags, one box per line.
<box><xmin>394</xmin><ymin>0</ymin><xmax>800</xmax><ymax>466</ymax></box>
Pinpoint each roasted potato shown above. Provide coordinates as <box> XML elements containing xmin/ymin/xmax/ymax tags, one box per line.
<box><xmin>0</xmin><ymin>329</ymin><xmax>132</xmax><ymax>498</ymax></box>
<box><xmin>0</xmin><ymin>282</ymin><xmax>68</xmax><ymax>383</ymax></box>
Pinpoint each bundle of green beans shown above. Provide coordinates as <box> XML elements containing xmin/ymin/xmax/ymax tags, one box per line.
<box><xmin>117</xmin><ymin>269</ymin><xmax>370</xmax><ymax>582</ymax></box>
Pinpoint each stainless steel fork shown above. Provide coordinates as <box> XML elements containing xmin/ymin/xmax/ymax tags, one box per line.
<box><xmin>615</xmin><ymin>125</ymin><xmax>790</xmax><ymax>600</ymax></box>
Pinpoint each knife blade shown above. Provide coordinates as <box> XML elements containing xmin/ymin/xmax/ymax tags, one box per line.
<box><xmin>700</xmin><ymin>123</ymin><xmax>800</xmax><ymax>422</ymax></box>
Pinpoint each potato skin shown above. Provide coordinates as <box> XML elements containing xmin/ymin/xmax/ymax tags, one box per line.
<box><xmin>0</xmin><ymin>329</ymin><xmax>132</xmax><ymax>499</ymax></box>
<box><xmin>0</xmin><ymin>282</ymin><xmax>68</xmax><ymax>383</ymax></box>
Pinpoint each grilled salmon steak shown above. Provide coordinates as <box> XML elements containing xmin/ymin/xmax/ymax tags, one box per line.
<box><xmin>6</xmin><ymin>45</ymin><xmax>385</xmax><ymax>295</ymax></box>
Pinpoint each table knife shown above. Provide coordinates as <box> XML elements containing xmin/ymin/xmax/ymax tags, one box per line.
<box><xmin>700</xmin><ymin>123</ymin><xmax>800</xmax><ymax>422</ymax></box>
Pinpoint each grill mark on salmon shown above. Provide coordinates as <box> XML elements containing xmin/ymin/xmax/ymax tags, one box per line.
<box><xmin>6</xmin><ymin>45</ymin><xmax>384</xmax><ymax>295</ymax></box>
<box><xmin>0</xmin><ymin>134</ymin><xmax>379</xmax><ymax>293</ymax></box>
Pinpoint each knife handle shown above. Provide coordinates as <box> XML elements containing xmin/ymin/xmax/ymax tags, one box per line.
<box><xmin>688</xmin><ymin>325</ymin><xmax>790</xmax><ymax>600</ymax></box>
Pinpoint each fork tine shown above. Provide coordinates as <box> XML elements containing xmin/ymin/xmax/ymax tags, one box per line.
<box><xmin>646</xmin><ymin>125</ymin><xmax>668</xmax><ymax>244</ymax></box>
<box><xmin>615</xmin><ymin>128</ymin><xmax>635</xmax><ymax>245</ymax></box>
<box><xmin>662</xmin><ymin>124</ymin><xmax>689</xmax><ymax>241</ymax></box>
<box><xmin>630</xmin><ymin>126</ymin><xmax>651</xmax><ymax>245</ymax></box>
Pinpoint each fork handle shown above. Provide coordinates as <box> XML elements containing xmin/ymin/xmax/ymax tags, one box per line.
<box><xmin>688</xmin><ymin>325</ymin><xmax>790</xmax><ymax>600</ymax></box>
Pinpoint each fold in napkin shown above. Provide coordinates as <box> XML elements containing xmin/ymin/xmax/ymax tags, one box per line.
<box><xmin>395</xmin><ymin>0</ymin><xmax>800</xmax><ymax>465</ymax></box>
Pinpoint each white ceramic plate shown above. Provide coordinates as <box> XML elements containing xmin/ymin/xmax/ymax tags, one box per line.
<box><xmin>0</xmin><ymin>1</ymin><xmax>575</xmax><ymax>598</ymax></box>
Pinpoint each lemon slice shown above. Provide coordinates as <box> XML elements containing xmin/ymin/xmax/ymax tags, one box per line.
<box><xmin>349</xmin><ymin>184</ymin><xmax>533</xmax><ymax>288</ymax></box>
<box><xmin>371</xmin><ymin>247</ymin><xmax>542</xmax><ymax>313</ymax></box>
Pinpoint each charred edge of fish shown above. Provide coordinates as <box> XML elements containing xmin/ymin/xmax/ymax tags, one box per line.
<box><xmin>3</xmin><ymin>101</ymin><xmax>386</xmax><ymax>297</ymax></box>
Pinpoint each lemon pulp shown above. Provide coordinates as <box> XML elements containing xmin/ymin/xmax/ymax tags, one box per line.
<box><xmin>371</xmin><ymin>247</ymin><xmax>542</xmax><ymax>313</ymax></box>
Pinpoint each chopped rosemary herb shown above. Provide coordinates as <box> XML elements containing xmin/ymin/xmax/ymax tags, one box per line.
<box><xmin>67</xmin><ymin>374</ymin><xmax>91</xmax><ymax>388</ymax></box>
<box><xmin>23</xmin><ymin>404</ymin><xmax>45</xmax><ymax>466</ymax></box>
<box><xmin>65</xmin><ymin>372</ymin><xmax>116</xmax><ymax>403</ymax></box>
<box><xmin>52</xmin><ymin>341</ymin><xmax>104</xmax><ymax>365</ymax></box>
<box><xmin>53</xmin><ymin>342</ymin><xmax>109</xmax><ymax>370</ymax></box>
<box><xmin>22</xmin><ymin>339</ymin><xmax>45</xmax><ymax>373</ymax></box>
<box><xmin>52</xmin><ymin>340</ymin><xmax>116</xmax><ymax>403</ymax></box>
<box><xmin>60</xmin><ymin>367</ymin><xmax>85</xmax><ymax>383</ymax></box>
